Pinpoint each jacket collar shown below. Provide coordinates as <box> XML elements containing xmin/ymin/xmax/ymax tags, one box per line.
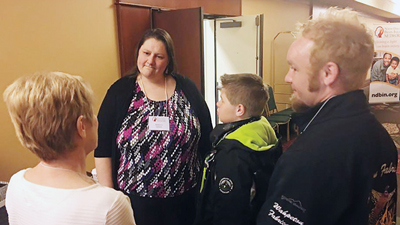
<box><xmin>292</xmin><ymin>90</ymin><xmax>369</xmax><ymax>134</ymax></box>
<box><xmin>210</xmin><ymin>116</ymin><xmax>260</xmax><ymax>147</ymax></box>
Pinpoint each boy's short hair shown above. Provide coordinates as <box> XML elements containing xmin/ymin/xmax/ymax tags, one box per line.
<box><xmin>391</xmin><ymin>57</ymin><xmax>399</xmax><ymax>64</ymax></box>
<box><xmin>3</xmin><ymin>72</ymin><xmax>94</xmax><ymax>161</ymax></box>
<box><xmin>220</xmin><ymin>73</ymin><xmax>268</xmax><ymax>117</ymax></box>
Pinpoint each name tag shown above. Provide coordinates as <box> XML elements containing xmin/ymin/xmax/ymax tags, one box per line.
<box><xmin>148</xmin><ymin>116</ymin><xmax>170</xmax><ymax>131</ymax></box>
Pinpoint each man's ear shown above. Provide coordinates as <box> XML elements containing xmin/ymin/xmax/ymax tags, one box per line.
<box><xmin>321</xmin><ymin>62</ymin><xmax>340</xmax><ymax>86</ymax></box>
<box><xmin>236</xmin><ymin>104</ymin><xmax>246</xmax><ymax>117</ymax></box>
<box><xmin>76</xmin><ymin>115</ymin><xmax>86</xmax><ymax>138</ymax></box>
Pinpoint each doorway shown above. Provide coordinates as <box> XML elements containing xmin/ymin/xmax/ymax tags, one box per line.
<box><xmin>203</xmin><ymin>14</ymin><xmax>264</xmax><ymax>125</ymax></box>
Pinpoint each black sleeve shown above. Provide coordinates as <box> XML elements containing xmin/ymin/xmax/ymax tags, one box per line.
<box><xmin>94</xmin><ymin>86</ymin><xmax>117</xmax><ymax>158</ymax></box>
<box><xmin>196</xmin><ymin>96</ymin><xmax>213</xmax><ymax>160</ymax></box>
<box><xmin>211</xmin><ymin>142</ymin><xmax>254</xmax><ymax>225</ymax></box>
<box><xmin>257</xmin><ymin>149</ymin><xmax>357</xmax><ymax>225</ymax></box>
<box><xmin>94</xmin><ymin>76</ymin><xmax>134</xmax><ymax>157</ymax></box>
<box><xmin>257</xmin><ymin>155</ymin><xmax>309</xmax><ymax>225</ymax></box>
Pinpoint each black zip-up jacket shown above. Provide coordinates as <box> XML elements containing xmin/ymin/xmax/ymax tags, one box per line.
<box><xmin>195</xmin><ymin>116</ymin><xmax>282</xmax><ymax>225</ymax></box>
<box><xmin>257</xmin><ymin>90</ymin><xmax>397</xmax><ymax>225</ymax></box>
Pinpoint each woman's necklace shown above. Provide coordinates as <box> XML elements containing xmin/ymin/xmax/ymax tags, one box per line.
<box><xmin>40</xmin><ymin>162</ymin><xmax>79</xmax><ymax>173</ymax></box>
<box><xmin>139</xmin><ymin>75</ymin><xmax>168</xmax><ymax>105</ymax></box>
<box><xmin>139</xmin><ymin>75</ymin><xmax>170</xmax><ymax>131</ymax></box>
<box><xmin>39</xmin><ymin>162</ymin><xmax>95</xmax><ymax>184</ymax></box>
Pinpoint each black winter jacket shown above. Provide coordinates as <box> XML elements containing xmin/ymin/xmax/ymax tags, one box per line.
<box><xmin>257</xmin><ymin>90</ymin><xmax>397</xmax><ymax>225</ymax></box>
<box><xmin>195</xmin><ymin>116</ymin><xmax>282</xmax><ymax>225</ymax></box>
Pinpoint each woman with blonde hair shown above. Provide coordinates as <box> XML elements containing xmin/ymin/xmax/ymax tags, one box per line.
<box><xmin>4</xmin><ymin>72</ymin><xmax>136</xmax><ymax>225</ymax></box>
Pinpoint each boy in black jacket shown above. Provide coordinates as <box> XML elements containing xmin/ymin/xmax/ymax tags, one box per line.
<box><xmin>195</xmin><ymin>73</ymin><xmax>282</xmax><ymax>225</ymax></box>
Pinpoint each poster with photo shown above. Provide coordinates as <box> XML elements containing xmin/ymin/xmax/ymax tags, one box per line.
<box><xmin>369</xmin><ymin>23</ymin><xmax>400</xmax><ymax>104</ymax></box>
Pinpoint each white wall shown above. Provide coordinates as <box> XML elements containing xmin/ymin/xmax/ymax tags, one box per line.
<box><xmin>203</xmin><ymin>20</ymin><xmax>216</xmax><ymax>126</ymax></box>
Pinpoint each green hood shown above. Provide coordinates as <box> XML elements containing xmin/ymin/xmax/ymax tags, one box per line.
<box><xmin>225</xmin><ymin>117</ymin><xmax>278</xmax><ymax>151</ymax></box>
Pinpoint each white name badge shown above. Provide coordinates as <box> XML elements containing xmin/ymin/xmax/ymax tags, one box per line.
<box><xmin>148</xmin><ymin>116</ymin><xmax>170</xmax><ymax>131</ymax></box>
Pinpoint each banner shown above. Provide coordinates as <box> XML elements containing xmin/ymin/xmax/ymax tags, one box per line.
<box><xmin>369</xmin><ymin>23</ymin><xmax>400</xmax><ymax>104</ymax></box>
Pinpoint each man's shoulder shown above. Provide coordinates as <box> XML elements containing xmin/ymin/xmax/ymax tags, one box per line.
<box><xmin>290</xmin><ymin>112</ymin><xmax>395</xmax><ymax>158</ymax></box>
<box><xmin>373</xmin><ymin>59</ymin><xmax>384</xmax><ymax>68</ymax></box>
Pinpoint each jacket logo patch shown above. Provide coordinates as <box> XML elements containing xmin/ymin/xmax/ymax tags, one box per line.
<box><xmin>219</xmin><ymin>178</ymin><xmax>233</xmax><ymax>194</ymax></box>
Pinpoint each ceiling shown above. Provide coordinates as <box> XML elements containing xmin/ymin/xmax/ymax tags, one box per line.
<box><xmin>311</xmin><ymin>0</ymin><xmax>400</xmax><ymax>21</ymax></box>
<box><xmin>286</xmin><ymin>0</ymin><xmax>400</xmax><ymax>21</ymax></box>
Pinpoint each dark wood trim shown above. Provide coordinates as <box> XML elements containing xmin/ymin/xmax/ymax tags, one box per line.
<box><xmin>199</xmin><ymin>7</ymin><xmax>205</xmax><ymax>95</ymax></box>
<box><xmin>117</xmin><ymin>0</ymin><xmax>241</xmax><ymax>16</ymax></box>
<box><xmin>116</xmin><ymin>1</ymin><xmax>170</xmax><ymax>11</ymax></box>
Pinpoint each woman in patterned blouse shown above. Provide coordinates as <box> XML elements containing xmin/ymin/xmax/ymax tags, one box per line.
<box><xmin>94</xmin><ymin>28</ymin><xmax>212</xmax><ymax>225</ymax></box>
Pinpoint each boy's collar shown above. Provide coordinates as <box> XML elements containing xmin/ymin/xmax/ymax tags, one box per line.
<box><xmin>224</xmin><ymin>116</ymin><xmax>260</xmax><ymax>130</ymax></box>
<box><xmin>210</xmin><ymin>116</ymin><xmax>260</xmax><ymax>147</ymax></box>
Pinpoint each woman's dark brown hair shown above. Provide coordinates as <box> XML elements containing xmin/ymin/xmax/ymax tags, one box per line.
<box><xmin>130</xmin><ymin>28</ymin><xmax>177</xmax><ymax>76</ymax></box>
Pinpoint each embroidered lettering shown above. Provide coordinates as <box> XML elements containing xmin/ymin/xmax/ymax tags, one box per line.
<box><xmin>380</xmin><ymin>163</ymin><xmax>396</xmax><ymax>177</ymax></box>
<box><xmin>272</xmin><ymin>202</ymin><xmax>304</xmax><ymax>225</ymax></box>
<box><xmin>268</xmin><ymin>210</ymin><xmax>289</xmax><ymax>225</ymax></box>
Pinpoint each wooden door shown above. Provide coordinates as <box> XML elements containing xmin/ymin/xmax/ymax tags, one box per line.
<box><xmin>153</xmin><ymin>8</ymin><xmax>204</xmax><ymax>93</ymax></box>
<box><xmin>116</xmin><ymin>4</ymin><xmax>151</xmax><ymax>76</ymax></box>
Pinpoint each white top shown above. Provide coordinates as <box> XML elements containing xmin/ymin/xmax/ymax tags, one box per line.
<box><xmin>6</xmin><ymin>169</ymin><xmax>136</xmax><ymax>225</ymax></box>
<box><xmin>387</xmin><ymin>66</ymin><xmax>400</xmax><ymax>76</ymax></box>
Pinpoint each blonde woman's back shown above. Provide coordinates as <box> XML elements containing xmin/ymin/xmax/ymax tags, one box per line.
<box><xmin>6</xmin><ymin>169</ymin><xmax>136</xmax><ymax>225</ymax></box>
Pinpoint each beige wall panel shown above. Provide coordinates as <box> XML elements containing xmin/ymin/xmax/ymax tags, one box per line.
<box><xmin>274</xmin><ymin>83</ymin><xmax>292</xmax><ymax>94</ymax></box>
<box><xmin>242</xmin><ymin>0</ymin><xmax>309</xmax><ymax>106</ymax></box>
<box><xmin>275</xmin><ymin>94</ymin><xmax>291</xmax><ymax>104</ymax></box>
<box><xmin>0</xmin><ymin>0</ymin><xmax>119</xmax><ymax>181</ymax></box>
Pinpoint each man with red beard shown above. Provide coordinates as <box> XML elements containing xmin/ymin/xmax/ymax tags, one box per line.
<box><xmin>257</xmin><ymin>7</ymin><xmax>397</xmax><ymax>225</ymax></box>
<box><xmin>371</xmin><ymin>52</ymin><xmax>392</xmax><ymax>82</ymax></box>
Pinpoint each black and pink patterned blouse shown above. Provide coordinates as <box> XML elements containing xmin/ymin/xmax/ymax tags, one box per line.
<box><xmin>116</xmin><ymin>82</ymin><xmax>201</xmax><ymax>198</ymax></box>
